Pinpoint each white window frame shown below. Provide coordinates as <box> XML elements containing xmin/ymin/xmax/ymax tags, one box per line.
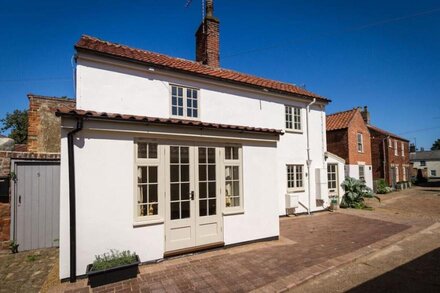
<box><xmin>431</xmin><ymin>170</ymin><xmax>437</xmax><ymax>177</ymax></box>
<box><xmin>394</xmin><ymin>140</ymin><xmax>398</xmax><ymax>156</ymax></box>
<box><xmin>359</xmin><ymin>165</ymin><xmax>365</xmax><ymax>182</ymax></box>
<box><xmin>223</xmin><ymin>146</ymin><xmax>244</xmax><ymax>214</ymax></box>
<box><xmin>285</xmin><ymin>105</ymin><xmax>302</xmax><ymax>132</ymax></box>
<box><xmin>388</xmin><ymin>138</ymin><xmax>392</xmax><ymax>148</ymax></box>
<box><xmin>402</xmin><ymin>167</ymin><xmax>406</xmax><ymax>181</ymax></box>
<box><xmin>357</xmin><ymin>133</ymin><xmax>364</xmax><ymax>153</ymax></box>
<box><xmin>420</xmin><ymin>161</ymin><xmax>426</xmax><ymax>166</ymax></box>
<box><xmin>170</xmin><ymin>84</ymin><xmax>200</xmax><ymax>119</ymax></box>
<box><xmin>287</xmin><ymin>164</ymin><xmax>305</xmax><ymax>192</ymax></box>
<box><xmin>133</xmin><ymin>141</ymin><xmax>164</xmax><ymax>225</ymax></box>
<box><xmin>401</xmin><ymin>142</ymin><xmax>405</xmax><ymax>157</ymax></box>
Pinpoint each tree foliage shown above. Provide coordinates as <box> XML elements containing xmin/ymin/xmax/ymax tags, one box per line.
<box><xmin>340</xmin><ymin>177</ymin><xmax>380</xmax><ymax>209</ymax></box>
<box><xmin>0</xmin><ymin>109</ymin><xmax>28</xmax><ymax>144</ymax></box>
<box><xmin>431</xmin><ymin>139</ymin><xmax>440</xmax><ymax>151</ymax></box>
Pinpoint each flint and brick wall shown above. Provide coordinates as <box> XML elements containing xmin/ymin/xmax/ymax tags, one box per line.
<box><xmin>27</xmin><ymin>95</ymin><xmax>75</xmax><ymax>153</ymax></box>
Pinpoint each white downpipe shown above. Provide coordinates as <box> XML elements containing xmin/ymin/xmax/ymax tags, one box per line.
<box><xmin>306</xmin><ymin>98</ymin><xmax>316</xmax><ymax>215</ymax></box>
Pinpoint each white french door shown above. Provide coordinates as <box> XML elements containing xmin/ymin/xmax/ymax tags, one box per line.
<box><xmin>165</xmin><ymin>144</ymin><xmax>223</xmax><ymax>253</ymax></box>
<box><xmin>327</xmin><ymin>163</ymin><xmax>339</xmax><ymax>197</ymax></box>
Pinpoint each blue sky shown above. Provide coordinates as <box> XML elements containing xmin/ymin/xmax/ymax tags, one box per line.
<box><xmin>0</xmin><ymin>0</ymin><xmax>439</xmax><ymax>149</ymax></box>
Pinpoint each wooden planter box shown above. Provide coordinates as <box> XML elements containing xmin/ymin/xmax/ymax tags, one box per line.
<box><xmin>86</xmin><ymin>255</ymin><xmax>140</xmax><ymax>288</ymax></box>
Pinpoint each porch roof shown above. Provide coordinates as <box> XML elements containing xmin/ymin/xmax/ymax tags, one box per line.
<box><xmin>55</xmin><ymin>108</ymin><xmax>284</xmax><ymax>136</ymax></box>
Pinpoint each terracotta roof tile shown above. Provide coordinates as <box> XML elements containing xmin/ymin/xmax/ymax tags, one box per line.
<box><xmin>55</xmin><ymin>107</ymin><xmax>283</xmax><ymax>135</ymax></box>
<box><xmin>326</xmin><ymin>109</ymin><xmax>359</xmax><ymax>131</ymax></box>
<box><xmin>367</xmin><ymin>124</ymin><xmax>409</xmax><ymax>142</ymax></box>
<box><xmin>75</xmin><ymin>35</ymin><xmax>330</xmax><ymax>103</ymax></box>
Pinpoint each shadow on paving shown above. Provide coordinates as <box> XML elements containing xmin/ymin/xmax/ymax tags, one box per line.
<box><xmin>348</xmin><ymin>247</ymin><xmax>440</xmax><ymax>293</ymax></box>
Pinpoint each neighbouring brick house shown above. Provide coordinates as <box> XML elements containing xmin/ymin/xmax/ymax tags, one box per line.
<box><xmin>326</xmin><ymin>108</ymin><xmax>373</xmax><ymax>188</ymax></box>
<box><xmin>355</xmin><ymin>106</ymin><xmax>411</xmax><ymax>187</ymax></box>
<box><xmin>0</xmin><ymin>94</ymin><xmax>75</xmax><ymax>249</ymax></box>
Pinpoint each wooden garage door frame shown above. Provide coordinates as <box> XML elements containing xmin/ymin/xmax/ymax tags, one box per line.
<box><xmin>10</xmin><ymin>159</ymin><xmax>60</xmax><ymax>250</ymax></box>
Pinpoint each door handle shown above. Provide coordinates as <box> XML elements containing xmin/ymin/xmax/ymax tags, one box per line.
<box><xmin>18</xmin><ymin>195</ymin><xmax>21</xmax><ymax>205</ymax></box>
<box><xmin>190</xmin><ymin>191</ymin><xmax>194</xmax><ymax>200</ymax></box>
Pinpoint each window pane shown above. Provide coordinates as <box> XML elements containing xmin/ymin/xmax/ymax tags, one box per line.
<box><xmin>232</xmin><ymin>197</ymin><xmax>240</xmax><ymax>207</ymax></box>
<box><xmin>232</xmin><ymin>147</ymin><xmax>239</xmax><ymax>160</ymax></box>
<box><xmin>138</xmin><ymin>166</ymin><xmax>147</xmax><ymax>183</ymax></box>
<box><xmin>181</xmin><ymin>183</ymin><xmax>190</xmax><ymax>200</ymax></box>
<box><xmin>171</xmin><ymin>183</ymin><xmax>180</xmax><ymax>201</ymax></box>
<box><xmin>170</xmin><ymin>165</ymin><xmax>179</xmax><ymax>182</ymax></box>
<box><xmin>138</xmin><ymin>143</ymin><xmax>147</xmax><ymax>158</ymax></box>
<box><xmin>225</xmin><ymin>166</ymin><xmax>232</xmax><ymax>180</ymax></box>
<box><xmin>170</xmin><ymin>146</ymin><xmax>179</xmax><ymax>163</ymax></box>
<box><xmin>233</xmin><ymin>181</ymin><xmax>240</xmax><ymax>196</ymax></box>
<box><xmin>199</xmin><ymin>165</ymin><xmax>207</xmax><ymax>181</ymax></box>
<box><xmin>208</xmin><ymin>165</ymin><xmax>216</xmax><ymax>181</ymax></box>
<box><xmin>181</xmin><ymin>147</ymin><xmax>189</xmax><ymax>163</ymax></box>
<box><xmin>149</xmin><ymin>184</ymin><xmax>158</xmax><ymax>203</ymax></box>
<box><xmin>140</xmin><ymin>185</ymin><xmax>148</xmax><ymax>203</ymax></box>
<box><xmin>208</xmin><ymin>148</ymin><xmax>215</xmax><ymax>163</ymax></box>
<box><xmin>172</xmin><ymin>107</ymin><xmax>177</xmax><ymax>116</ymax></box>
<box><xmin>193</xmin><ymin>109</ymin><xmax>198</xmax><ymax>117</ymax></box>
<box><xmin>148</xmin><ymin>166</ymin><xmax>157</xmax><ymax>183</ymax></box>
<box><xmin>199</xmin><ymin>199</ymin><xmax>207</xmax><ymax>216</ymax></box>
<box><xmin>181</xmin><ymin>201</ymin><xmax>190</xmax><ymax>219</ymax></box>
<box><xmin>199</xmin><ymin>182</ymin><xmax>207</xmax><ymax>198</ymax></box>
<box><xmin>181</xmin><ymin>165</ymin><xmax>189</xmax><ymax>182</ymax></box>
<box><xmin>208</xmin><ymin>182</ymin><xmax>216</xmax><ymax>198</ymax></box>
<box><xmin>225</xmin><ymin>147</ymin><xmax>231</xmax><ymax>160</ymax></box>
<box><xmin>209</xmin><ymin>199</ymin><xmax>216</xmax><ymax>215</ymax></box>
<box><xmin>232</xmin><ymin>166</ymin><xmax>239</xmax><ymax>180</ymax></box>
<box><xmin>171</xmin><ymin>202</ymin><xmax>180</xmax><ymax>220</ymax></box>
<box><xmin>199</xmin><ymin>148</ymin><xmax>206</xmax><ymax>163</ymax></box>
<box><xmin>148</xmin><ymin>144</ymin><xmax>158</xmax><ymax>158</ymax></box>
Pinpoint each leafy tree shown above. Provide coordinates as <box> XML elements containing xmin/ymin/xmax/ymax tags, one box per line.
<box><xmin>431</xmin><ymin>139</ymin><xmax>440</xmax><ymax>150</ymax></box>
<box><xmin>0</xmin><ymin>110</ymin><xmax>28</xmax><ymax>144</ymax></box>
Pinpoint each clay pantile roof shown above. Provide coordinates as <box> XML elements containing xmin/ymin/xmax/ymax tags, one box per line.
<box><xmin>367</xmin><ymin>124</ymin><xmax>409</xmax><ymax>142</ymax></box>
<box><xmin>27</xmin><ymin>93</ymin><xmax>76</xmax><ymax>104</ymax></box>
<box><xmin>55</xmin><ymin>107</ymin><xmax>283</xmax><ymax>135</ymax></box>
<box><xmin>326</xmin><ymin>108</ymin><xmax>359</xmax><ymax>131</ymax></box>
<box><xmin>75</xmin><ymin>35</ymin><xmax>330</xmax><ymax>103</ymax></box>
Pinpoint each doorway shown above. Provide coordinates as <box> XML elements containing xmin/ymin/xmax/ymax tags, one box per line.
<box><xmin>164</xmin><ymin>144</ymin><xmax>223</xmax><ymax>253</ymax></box>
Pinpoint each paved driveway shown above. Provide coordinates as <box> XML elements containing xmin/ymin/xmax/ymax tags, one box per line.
<box><xmin>57</xmin><ymin>213</ymin><xmax>408</xmax><ymax>293</ymax></box>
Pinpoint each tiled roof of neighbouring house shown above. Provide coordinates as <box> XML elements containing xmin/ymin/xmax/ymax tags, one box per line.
<box><xmin>55</xmin><ymin>108</ymin><xmax>284</xmax><ymax>135</ymax></box>
<box><xmin>75</xmin><ymin>35</ymin><xmax>330</xmax><ymax>103</ymax></box>
<box><xmin>326</xmin><ymin>108</ymin><xmax>359</xmax><ymax>131</ymax></box>
<box><xmin>410</xmin><ymin>150</ymin><xmax>440</xmax><ymax>161</ymax></box>
<box><xmin>367</xmin><ymin>124</ymin><xmax>409</xmax><ymax>142</ymax></box>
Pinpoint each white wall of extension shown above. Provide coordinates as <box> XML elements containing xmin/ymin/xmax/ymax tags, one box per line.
<box><xmin>59</xmin><ymin>54</ymin><xmax>330</xmax><ymax>278</ymax></box>
<box><xmin>346</xmin><ymin>164</ymin><xmax>373</xmax><ymax>189</ymax></box>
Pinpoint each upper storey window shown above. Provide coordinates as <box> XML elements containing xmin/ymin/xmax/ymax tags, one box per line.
<box><xmin>171</xmin><ymin>85</ymin><xmax>199</xmax><ymax>118</ymax></box>
<box><xmin>285</xmin><ymin>105</ymin><xmax>302</xmax><ymax>131</ymax></box>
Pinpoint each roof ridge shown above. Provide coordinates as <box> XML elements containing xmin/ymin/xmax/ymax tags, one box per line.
<box><xmin>327</xmin><ymin>108</ymin><xmax>359</xmax><ymax>117</ymax></box>
<box><xmin>79</xmin><ymin>35</ymin><xmax>304</xmax><ymax>86</ymax></box>
<box><xmin>75</xmin><ymin>35</ymin><xmax>329</xmax><ymax>102</ymax></box>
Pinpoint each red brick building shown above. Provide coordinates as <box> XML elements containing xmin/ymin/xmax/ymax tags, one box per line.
<box><xmin>326</xmin><ymin>108</ymin><xmax>373</xmax><ymax>188</ymax></box>
<box><xmin>368</xmin><ymin>124</ymin><xmax>410</xmax><ymax>187</ymax></box>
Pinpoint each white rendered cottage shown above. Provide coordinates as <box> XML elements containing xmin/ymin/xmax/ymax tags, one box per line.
<box><xmin>58</xmin><ymin>3</ymin><xmax>331</xmax><ymax>280</ymax></box>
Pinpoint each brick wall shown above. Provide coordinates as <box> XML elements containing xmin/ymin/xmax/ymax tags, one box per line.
<box><xmin>369</xmin><ymin>128</ymin><xmax>410</xmax><ymax>185</ymax></box>
<box><xmin>195</xmin><ymin>16</ymin><xmax>220</xmax><ymax>67</ymax></box>
<box><xmin>347</xmin><ymin>113</ymin><xmax>372</xmax><ymax>165</ymax></box>
<box><xmin>326</xmin><ymin>129</ymin><xmax>349</xmax><ymax>161</ymax></box>
<box><xmin>327</xmin><ymin>112</ymin><xmax>372</xmax><ymax>165</ymax></box>
<box><xmin>27</xmin><ymin>95</ymin><xmax>75</xmax><ymax>153</ymax></box>
<box><xmin>0</xmin><ymin>151</ymin><xmax>61</xmax><ymax>248</ymax></box>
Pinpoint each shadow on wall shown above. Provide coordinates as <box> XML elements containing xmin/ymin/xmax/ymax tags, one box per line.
<box><xmin>347</xmin><ymin>247</ymin><xmax>440</xmax><ymax>293</ymax></box>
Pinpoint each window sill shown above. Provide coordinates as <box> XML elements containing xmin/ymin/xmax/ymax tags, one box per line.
<box><xmin>223</xmin><ymin>209</ymin><xmax>244</xmax><ymax>216</ymax></box>
<box><xmin>287</xmin><ymin>189</ymin><xmax>305</xmax><ymax>193</ymax></box>
<box><xmin>133</xmin><ymin>218</ymin><xmax>164</xmax><ymax>227</ymax></box>
<box><xmin>285</xmin><ymin>129</ymin><xmax>303</xmax><ymax>134</ymax></box>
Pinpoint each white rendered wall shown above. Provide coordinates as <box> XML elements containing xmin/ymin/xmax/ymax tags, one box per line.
<box><xmin>223</xmin><ymin>144</ymin><xmax>279</xmax><ymax>245</ymax></box>
<box><xmin>76</xmin><ymin>56</ymin><xmax>329</xmax><ymax>216</ymax></box>
<box><xmin>347</xmin><ymin>164</ymin><xmax>373</xmax><ymax>189</ymax></box>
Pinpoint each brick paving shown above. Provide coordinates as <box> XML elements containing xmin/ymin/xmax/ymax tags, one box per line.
<box><xmin>54</xmin><ymin>213</ymin><xmax>409</xmax><ymax>293</ymax></box>
<box><xmin>0</xmin><ymin>248</ymin><xmax>58</xmax><ymax>293</ymax></box>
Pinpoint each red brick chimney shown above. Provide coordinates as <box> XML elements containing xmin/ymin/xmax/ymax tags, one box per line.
<box><xmin>195</xmin><ymin>0</ymin><xmax>220</xmax><ymax>67</ymax></box>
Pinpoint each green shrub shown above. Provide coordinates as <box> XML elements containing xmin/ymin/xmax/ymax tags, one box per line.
<box><xmin>376</xmin><ymin>179</ymin><xmax>390</xmax><ymax>194</ymax></box>
<box><xmin>91</xmin><ymin>250</ymin><xmax>137</xmax><ymax>271</ymax></box>
<box><xmin>340</xmin><ymin>177</ymin><xmax>380</xmax><ymax>209</ymax></box>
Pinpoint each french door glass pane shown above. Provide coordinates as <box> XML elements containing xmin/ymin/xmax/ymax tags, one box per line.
<box><xmin>199</xmin><ymin>147</ymin><xmax>216</xmax><ymax>216</ymax></box>
<box><xmin>170</xmin><ymin>146</ymin><xmax>190</xmax><ymax>220</ymax></box>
